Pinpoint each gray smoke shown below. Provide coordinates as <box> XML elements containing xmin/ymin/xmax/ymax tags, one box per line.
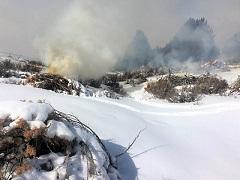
<box><xmin>158</xmin><ymin>18</ymin><xmax>219</xmax><ymax>65</ymax></box>
<box><xmin>118</xmin><ymin>18</ymin><xmax>220</xmax><ymax>71</ymax></box>
<box><xmin>116</xmin><ymin>30</ymin><xmax>153</xmax><ymax>71</ymax></box>
<box><xmin>223</xmin><ymin>32</ymin><xmax>240</xmax><ymax>61</ymax></box>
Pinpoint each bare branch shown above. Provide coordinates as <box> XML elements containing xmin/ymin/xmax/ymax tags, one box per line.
<box><xmin>116</xmin><ymin>128</ymin><xmax>145</xmax><ymax>158</ymax></box>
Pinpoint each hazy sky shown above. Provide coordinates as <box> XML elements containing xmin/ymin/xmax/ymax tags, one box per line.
<box><xmin>0</xmin><ymin>0</ymin><xmax>239</xmax><ymax>57</ymax></box>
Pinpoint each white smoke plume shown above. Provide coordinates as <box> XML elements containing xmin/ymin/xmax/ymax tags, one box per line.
<box><xmin>36</xmin><ymin>0</ymin><xmax>126</xmax><ymax>79</ymax></box>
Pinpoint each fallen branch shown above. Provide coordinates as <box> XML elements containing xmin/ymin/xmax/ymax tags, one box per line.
<box><xmin>116</xmin><ymin>128</ymin><xmax>145</xmax><ymax>158</ymax></box>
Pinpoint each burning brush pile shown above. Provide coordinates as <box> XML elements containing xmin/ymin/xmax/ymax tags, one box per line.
<box><xmin>0</xmin><ymin>101</ymin><xmax>121</xmax><ymax>180</ymax></box>
<box><xmin>23</xmin><ymin>73</ymin><xmax>124</xmax><ymax>99</ymax></box>
<box><xmin>24</xmin><ymin>73</ymin><xmax>82</xmax><ymax>96</ymax></box>
<box><xmin>0</xmin><ymin>56</ymin><xmax>124</xmax><ymax>99</ymax></box>
<box><xmin>0</xmin><ymin>56</ymin><xmax>86</xmax><ymax>96</ymax></box>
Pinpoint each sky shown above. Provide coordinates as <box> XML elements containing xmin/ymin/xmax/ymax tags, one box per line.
<box><xmin>0</xmin><ymin>0</ymin><xmax>239</xmax><ymax>57</ymax></box>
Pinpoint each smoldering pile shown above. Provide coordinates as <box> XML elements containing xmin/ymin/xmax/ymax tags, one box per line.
<box><xmin>0</xmin><ymin>56</ymin><xmax>83</xmax><ymax>96</ymax></box>
<box><xmin>24</xmin><ymin>73</ymin><xmax>126</xmax><ymax>99</ymax></box>
<box><xmin>25</xmin><ymin>73</ymin><xmax>82</xmax><ymax>96</ymax></box>
<box><xmin>0</xmin><ymin>101</ymin><xmax>121</xmax><ymax>180</ymax></box>
<box><xmin>0</xmin><ymin>56</ymin><xmax>125</xmax><ymax>99</ymax></box>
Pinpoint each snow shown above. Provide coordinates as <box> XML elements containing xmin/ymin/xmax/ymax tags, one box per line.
<box><xmin>46</xmin><ymin>120</ymin><xmax>75</xmax><ymax>141</ymax></box>
<box><xmin>217</xmin><ymin>66</ymin><xmax>240</xmax><ymax>83</ymax></box>
<box><xmin>28</xmin><ymin>120</ymin><xmax>46</xmax><ymax>129</ymax></box>
<box><xmin>17</xmin><ymin>152</ymin><xmax>107</xmax><ymax>180</ymax></box>
<box><xmin>0</xmin><ymin>75</ymin><xmax>121</xmax><ymax>99</ymax></box>
<box><xmin>0</xmin><ymin>77</ymin><xmax>23</xmax><ymax>84</ymax></box>
<box><xmin>1</xmin><ymin>83</ymin><xmax>240</xmax><ymax>179</ymax></box>
<box><xmin>0</xmin><ymin>101</ymin><xmax>53</xmax><ymax>122</ymax></box>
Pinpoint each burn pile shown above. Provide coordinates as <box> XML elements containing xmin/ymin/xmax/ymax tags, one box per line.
<box><xmin>25</xmin><ymin>73</ymin><xmax>82</xmax><ymax>96</ymax></box>
<box><xmin>0</xmin><ymin>56</ymin><xmax>127</xmax><ymax>99</ymax></box>
<box><xmin>0</xmin><ymin>101</ymin><xmax>121</xmax><ymax>180</ymax></box>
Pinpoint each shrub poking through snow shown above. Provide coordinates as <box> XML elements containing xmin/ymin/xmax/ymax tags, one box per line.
<box><xmin>145</xmin><ymin>74</ymin><xmax>228</xmax><ymax>103</ymax></box>
<box><xmin>0</xmin><ymin>101</ymin><xmax>121</xmax><ymax>180</ymax></box>
<box><xmin>145</xmin><ymin>77</ymin><xmax>176</xmax><ymax>100</ymax></box>
<box><xmin>230</xmin><ymin>76</ymin><xmax>240</xmax><ymax>94</ymax></box>
<box><xmin>192</xmin><ymin>75</ymin><xmax>228</xmax><ymax>95</ymax></box>
<box><xmin>168</xmin><ymin>86</ymin><xmax>201</xmax><ymax>103</ymax></box>
<box><xmin>167</xmin><ymin>74</ymin><xmax>198</xmax><ymax>87</ymax></box>
<box><xmin>0</xmin><ymin>58</ymin><xmax>44</xmax><ymax>78</ymax></box>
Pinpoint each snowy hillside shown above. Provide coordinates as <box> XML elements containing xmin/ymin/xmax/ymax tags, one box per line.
<box><xmin>0</xmin><ymin>0</ymin><xmax>239</xmax><ymax>179</ymax></box>
<box><xmin>1</xmin><ymin>83</ymin><xmax>240</xmax><ymax>180</ymax></box>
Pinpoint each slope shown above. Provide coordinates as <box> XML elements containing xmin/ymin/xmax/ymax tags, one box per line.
<box><xmin>0</xmin><ymin>84</ymin><xmax>240</xmax><ymax>180</ymax></box>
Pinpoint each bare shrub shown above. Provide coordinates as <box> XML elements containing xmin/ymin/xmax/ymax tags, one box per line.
<box><xmin>169</xmin><ymin>86</ymin><xmax>200</xmax><ymax>103</ymax></box>
<box><xmin>145</xmin><ymin>77</ymin><xmax>176</xmax><ymax>100</ymax></box>
<box><xmin>15</xmin><ymin>163</ymin><xmax>32</xmax><ymax>175</ymax></box>
<box><xmin>118</xmin><ymin>67</ymin><xmax>166</xmax><ymax>81</ymax></box>
<box><xmin>145</xmin><ymin>74</ymin><xmax>228</xmax><ymax>103</ymax></box>
<box><xmin>193</xmin><ymin>75</ymin><xmax>228</xmax><ymax>95</ymax></box>
<box><xmin>0</xmin><ymin>59</ymin><xmax>44</xmax><ymax>78</ymax></box>
<box><xmin>230</xmin><ymin>76</ymin><xmax>240</xmax><ymax>93</ymax></box>
<box><xmin>145</xmin><ymin>74</ymin><xmax>199</xmax><ymax>103</ymax></box>
<box><xmin>168</xmin><ymin>74</ymin><xmax>198</xmax><ymax>86</ymax></box>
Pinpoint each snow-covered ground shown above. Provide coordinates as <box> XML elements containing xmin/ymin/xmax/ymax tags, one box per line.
<box><xmin>1</xmin><ymin>84</ymin><xmax>240</xmax><ymax>180</ymax></box>
<box><xmin>217</xmin><ymin>66</ymin><xmax>240</xmax><ymax>84</ymax></box>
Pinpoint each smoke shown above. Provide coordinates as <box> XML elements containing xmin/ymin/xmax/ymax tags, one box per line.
<box><xmin>116</xmin><ymin>30</ymin><xmax>153</xmax><ymax>71</ymax></box>
<box><xmin>159</xmin><ymin>18</ymin><xmax>219</xmax><ymax>64</ymax></box>
<box><xmin>223</xmin><ymin>32</ymin><xmax>240</xmax><ymax>61</ymax></box>
<box><xmin>0</xmin><ymin>0</ymin><xmax>239</xmax><ymax>75</ymax></box>
<box><xmin>36</xmin><ymin>0</ymin><xmax>127</xmax><ymax>79</ymax></box>
<box><xmin>118</xmin><ymin>18</ymin><xmax>219</xmax><ymax>72</ymax></box>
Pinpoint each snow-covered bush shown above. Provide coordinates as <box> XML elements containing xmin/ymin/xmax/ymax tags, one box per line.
<box><xmin>0</xmin><ymin>101</ymin><xmax>120</xmax><ymax>180</ymax></box>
